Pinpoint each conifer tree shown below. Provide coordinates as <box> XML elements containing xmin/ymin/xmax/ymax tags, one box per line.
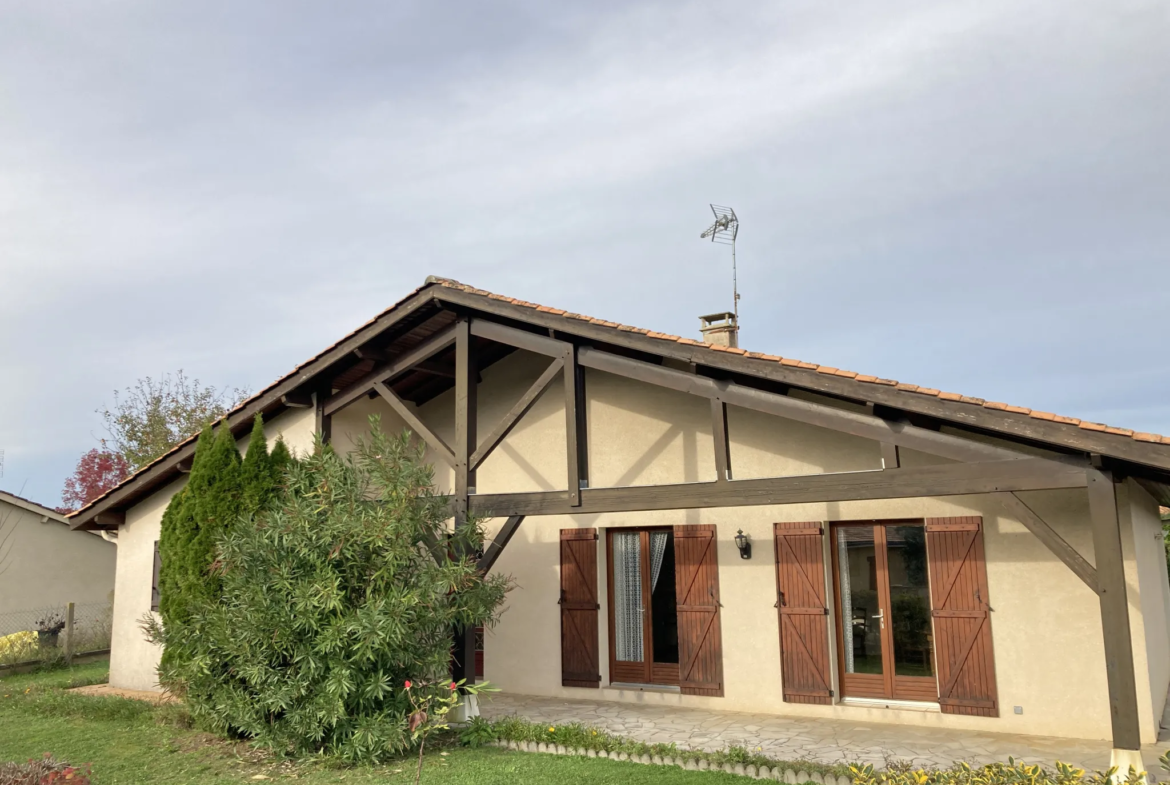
<box><xmin>158</xmin><ymin>425</ymin><xmax>213</xmax><ymax>625</ymax></box>
<box><xmin>185</xmin><ymin>423</ymin><xmax>242</xmax><ymax>608</ymax></box>
<box><xmin>238</xmin><ymin>414</ymin><xmax>272</xmax><ymax>518</ymax></box>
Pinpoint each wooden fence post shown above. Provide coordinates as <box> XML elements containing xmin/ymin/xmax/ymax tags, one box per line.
<box><xmin>64</xmin><ymin>603</ymin><xmax>75</xmax><ymax>666</ymax></box>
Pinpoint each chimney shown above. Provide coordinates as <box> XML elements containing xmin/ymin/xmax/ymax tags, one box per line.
<box><xmin>699</xmin><ymin>312</ymin><xmax>739</xmax><ymax>349</ymax></box>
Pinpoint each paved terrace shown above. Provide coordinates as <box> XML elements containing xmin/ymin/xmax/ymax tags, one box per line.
<box><xmin>481</xmin><ymin>693</ymin><xmax>1170</xmax><ymax>775</ymax></box>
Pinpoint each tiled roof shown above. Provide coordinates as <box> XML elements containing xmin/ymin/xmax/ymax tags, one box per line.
<box><xmin>430</xmin><ymin>278</ymin><xmax>1170</xmax><ymax>447</ymax></box>
<box><xmin>69</xmin><ymin>276</ymin><xmax>1169</xmax><ymax>521</ymax></box>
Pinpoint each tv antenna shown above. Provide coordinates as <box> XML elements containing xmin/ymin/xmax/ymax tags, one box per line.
<box><xmin>700</xmin><ymin>204</ymin><xmax>740</xmax><ymax>320</ymax></box>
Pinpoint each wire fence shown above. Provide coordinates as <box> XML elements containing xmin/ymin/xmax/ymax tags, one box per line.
<box><xmin>0</xmin><ymin>602</ymin><xmax>113</xmax><ymax>668</ymax></box>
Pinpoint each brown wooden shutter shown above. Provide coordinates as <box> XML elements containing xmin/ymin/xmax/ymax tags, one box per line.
<box><xmin>560</xmin><ymin>528</ymin><xmax>600</xmax><ymax>688</ymax></box>
<box><xmin>774</xmin><ymin>522</ymin><xmax>833</xmax><ymax>704</ymax></box>
<box><xmin>151</xmin><ymin>540</ymin><xmax>162</xmax><ymax>613</ymax></box>
<box><xmin>674</xmin><ymin>524</ymin><xmax>724</xmax><ymax>696</ymax></box>
<box><xmin>925</xmin><ymin>516</ymin><xmax>998</xmax><ymax>717</ymax></box>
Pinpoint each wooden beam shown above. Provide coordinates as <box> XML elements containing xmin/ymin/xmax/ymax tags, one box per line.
<box><xmin>576</xmin><ymin>346</ymin><xmax>1057</xmax><ymax>467</ymax></box>
<box><xmin>176</xmin><ymin>458</ymin><xmax>193</xmax><ymax>473</ymax></box>
<box><xmin>574</xmin><ymin>359</ymin><xmax>590</xmax><ymax>491</ymax></box>
<box><xmin>470</xmin><ymin>357</ymin><xmax>563</xmax><ymax>471</ymax></box>
<box><xmin>452</xmin><ymin>318</ymin><xmax>478</xmax><ymax>687</ymax></box>
<box><xmin>435</xmin><ymin>288</ymin><xmax>1170</xmax><ymax>473</ymax></box>
<box><xmin>564</xmin><ymin>345</ymin><xmax>582</xmax><ymax>507</ymax></box>
<box><xmin>314</xmin><ymin>390</ymin><xmax>332</xmax><ymax>447</ymax></box>
<box><xmin>1087</xmin><ymin>469</ymin><xmax>1142</xmax><ymax>751</ymax></box>
<box><xmin>372</xmin><ymin>381</ymin><xmax>456</xmax><ymax>466</ymax></box>
<box><xmin>881</xmin><ymin>442</ymin><xmax>900</xmax><ymax>469</ymax></box>
<box><xmin>71</xmin><ymin>289</ymin><xmax>443</xmax><ymax>530</ymax></box>
<box><xmin>470</xmin><ymin>319</ymin><xmax>568</xmax><ymax>358</ymax></box>
<box><xmin>281</xmin><ymin>392</ymin><xmax>314</xmax><ymax>408</ymax></box>
<box><xmin>454</xmin><ymin>319</ymin><xmax>477</xmax><ymax>525</ymax></box>
<box><xmin>477</xmin><ymin>515</ymin><xmax>525</xmax><ymax>574</ymax></box>
<box><xmin>469</xmin><ymin>457</ymin><xmax>1087</xmax><ymax>517</ymax></box>
<box><xmin>323</xmin><ymin>324</ymin><xmax>458</xmax><ymax>416</ymax></box>
<box><xmin>711</xmin><ymin>396</ymin><xmax>732</xmax><ymax>482</ymax></box>
<box><xmin>91</xmin><ymin>511</ymin><xmax>125</xmax><ymax>528</ymax></box>
<box><xmin>994</xmin><ymin>492</ymin><xmax>1098</xmax><ymax>593</ymax></box>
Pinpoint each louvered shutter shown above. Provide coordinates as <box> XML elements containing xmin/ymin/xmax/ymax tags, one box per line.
<box><xmin>925</xmin><ymin>517</ymin><xmax>998</xmax><ymax>716</ymax></box>
<box><xmin>560</xmin><ymin>529</ymin><xmax>600</xmax><ymax>688</ymax></box>
<box><xmin>674</xmin><ymin>524</ymin><xmax>724</xmax><ymax>696</ymax></box>
<box><xmin>774</xmin><ymin>522</ymin><xmax>833</xmax><ymax>704</ymax></box>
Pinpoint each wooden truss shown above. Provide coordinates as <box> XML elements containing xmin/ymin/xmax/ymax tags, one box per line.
<box><xmin>319</xmin><ymin>314</ymin><xmax>1141</xmax><ymax>752</ymax></box>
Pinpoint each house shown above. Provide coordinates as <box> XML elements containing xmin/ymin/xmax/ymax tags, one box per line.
<box><xmin>71</xmin><ymin>277</ymin><xmax>1170</xmax><ymax>771</ymax></box>
<box><xmin>0</xmin><ymin>491</ymin><xmax>116</xmax><ymax>630</ymax></box>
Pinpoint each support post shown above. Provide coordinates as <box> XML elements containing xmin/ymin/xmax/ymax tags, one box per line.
<box><xmin>452</xmin><ymin>318</ymin><xmax>478</xmax><ymax>687</ymax></box>
<box><xmin>314</xmin><ymin>390</ymin><xmax>332</xmax><ymax>448</ymax></box>
<box><xmin>1087</xmin><ymin>468</ymin><xmax>1142</xmax><ymax>758</ymax></box>
<box><xmin>63</xmin><ymin>602</ymin><xmax>74</xmax><ymax>666</ymax></box>
<box><xmin>564</xmin><ymin>344</ymin><xmax>587</xmax><ymax>506</ymax></box>
<box><xmin>711</xmin><ymin>397</ymin><xmax>732</xmax><ymax>482</ymax></box>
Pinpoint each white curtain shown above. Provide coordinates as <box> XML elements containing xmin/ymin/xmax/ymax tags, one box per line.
<box><xmin>612</xmin><ymin>532</ymin><xmax>643</xmax><ymax>662</ymax></box>
<box><xmin>837</xmin><ymin>529</ymin><xmax>854</xmax><ymax>674</ymax></box>
<box><xmin>649</xmin><ymin>532</ymin><xmax>669</xmax><ymax>592</ymax></box>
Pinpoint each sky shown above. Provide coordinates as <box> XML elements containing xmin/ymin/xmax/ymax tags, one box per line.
<box><xmin>1</xmin><ymin>1</ymin><xmax>1168</xmax><ymax>507</ymax></box>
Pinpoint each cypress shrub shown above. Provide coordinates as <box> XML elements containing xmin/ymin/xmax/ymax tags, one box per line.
<box><xmin>238</xmin><ymin>414</ymin><xmax>274</xmax><ymax>518</ymax></box>
<box><xmin>154</xmin><ymin>416</ymin><xmax>509</xmax><ymax>762</ymax></box>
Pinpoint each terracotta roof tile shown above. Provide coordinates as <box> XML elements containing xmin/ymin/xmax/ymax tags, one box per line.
<box><xmin>70</xmin><ymin>275</ymin><xmax>1170</xmax><ymax>523</ymax></box>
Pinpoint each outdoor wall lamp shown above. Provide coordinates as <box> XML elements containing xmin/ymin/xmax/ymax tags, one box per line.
<box><xmin>734</xmin><ymin>529</ymin><xmax>752</xmax><ymax>560</ymax></box>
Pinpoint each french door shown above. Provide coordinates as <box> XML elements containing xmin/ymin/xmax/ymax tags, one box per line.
<box><xmin>830</xmin><ymin>521</ymin><xmax>938</xmax><ymax>702</ymax></box>
<box><xmin>606</xmin><ymin>527</ymin><xmax>680</xmax><ymax>686</ymax></box>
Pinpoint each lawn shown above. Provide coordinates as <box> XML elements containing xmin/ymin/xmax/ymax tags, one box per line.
<box><xmin>0</xmin><ymin>661</ymin><xmax>749</xmax><ymax>784</ymax></box>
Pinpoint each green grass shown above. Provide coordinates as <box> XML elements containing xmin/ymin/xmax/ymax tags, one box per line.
<box><xmin>0</xmin><ymin>661</ymin><xmax>754</xmax><ymax>784</ymax></box>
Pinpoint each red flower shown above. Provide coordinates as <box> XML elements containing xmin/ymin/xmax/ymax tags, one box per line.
<box><xmin>404</xmin><ymin>680</ymin><xmax>412</xmax><ymax>689</ymax></box>
<box><xmin>449</xmin><ymin>682</ymin><xmax>457</xmax><ymax>691</ymax></box>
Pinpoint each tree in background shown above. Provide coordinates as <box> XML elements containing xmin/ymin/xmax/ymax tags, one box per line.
<box><xmin>99</xmin><ymin>370</ymin><xmax>249</xmax><ymax>471</ymax></box>
<box><xmin>149</xmin><ymin>417</ymin><xmax>508</xmax><ymax>763</ymax></box>
<box><xmin>57</xmin><ymin>449</ymin><xmax>131</xmax><ymax>513</ymax></box>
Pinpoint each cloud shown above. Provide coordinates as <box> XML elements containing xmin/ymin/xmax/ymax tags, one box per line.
<box><xmin>1</xmin><ymin>0</ymin><xmax>1167</xmax><ymax>503</ymax></box>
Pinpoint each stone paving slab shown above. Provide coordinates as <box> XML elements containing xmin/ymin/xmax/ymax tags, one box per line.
<box><xmin>481</xmin><ymin>693</ymin><xmax>1168</xmax><ymax>774</ymax></box>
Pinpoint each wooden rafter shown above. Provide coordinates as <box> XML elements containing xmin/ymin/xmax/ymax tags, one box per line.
<box><xmin>711</xmin><ymin>395</ymin><xmax>732</xmax><ymax>482</ymax></box>
<box><xmin>564</xmin><ymin>344</ymin><xmax>582</xmax><ymax>507</ymax></box>
<box><xmin>469</xmin><ymin>457</ymin><xmax>1087</xmax><ymax>517</ymax></box>
<box><xmin>470</xmin><ymin>357</ymin><xmax>564</xmax><ymax>471</ymax></box>
<box><xmin>372</xmin><ymin>381</ymin><xmax>455</xmax><ymax>466</ymax></box>
<box><xmin>324</xmin><ymin>324</ymin><xmax>458</xmax><ymax>416</ymax></box>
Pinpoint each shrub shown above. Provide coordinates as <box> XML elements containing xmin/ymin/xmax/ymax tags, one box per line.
<box><xmin>150</xmin><ymin>417</ymin><xmax>509</xmax><ymax>763</ymax></box>
<box><xmin>850</xmin><ymin>758</ymin><xmax>1150</xmax><ymax>785</ymax></box>
<box><xmin>0</xmin><ymin>754</ymin><xmax>91</xmax><ymax>785</ymax></box>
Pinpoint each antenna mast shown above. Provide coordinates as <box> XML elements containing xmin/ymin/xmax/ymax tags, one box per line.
<box><xmin>700</xmin><ymin>204</ymin><xmax>740</xmax><ymax>320</ymax></box>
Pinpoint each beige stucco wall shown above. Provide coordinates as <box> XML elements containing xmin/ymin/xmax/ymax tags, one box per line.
<box><xmin>108</xmin><ymin>349</ymin><xmax>1170</xmax><ymax>744</ymax></box>
<box><xmin>0</xmin><ymin>498</ymin><xmax>116</xmax><ymax>631</ymax></box>
<box><xmin>108</xmin><ymin>407</ymin><xmax>316</xmax><ymax>691</ymax></box>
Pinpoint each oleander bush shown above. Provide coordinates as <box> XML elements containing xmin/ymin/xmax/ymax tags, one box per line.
<box><xmin>147</xmin><ymin>417</ymin><xmax>509</xmax><ymax>763</ymax></box>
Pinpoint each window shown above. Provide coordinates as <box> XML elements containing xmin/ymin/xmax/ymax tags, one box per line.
<box><xmin>606</xmin><ymin>527</ymin><xmax>679</xmax><ymax>686</ymax></box>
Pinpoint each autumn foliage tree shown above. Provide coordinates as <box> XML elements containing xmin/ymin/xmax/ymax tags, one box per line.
<box><xmin>58</xmin><ymin>449</ymin><xmax>131</xmax><ymax>513</ymax></box>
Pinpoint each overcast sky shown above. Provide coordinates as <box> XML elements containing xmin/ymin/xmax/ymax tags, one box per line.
<box><xmin>2</xmin><ymin>1</ymin><xmax>1168</xmax><ymax>507</ymax></box>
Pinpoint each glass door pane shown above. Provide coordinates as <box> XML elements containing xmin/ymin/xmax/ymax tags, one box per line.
<box><xmin>648</xmin><ymin>531</ymin><xmax>678</xmax><ymax>665</ymax></box>
<box><xmin>835</xmin><ymin>526</ymin><xmax>883</xmax><ymax>675</ymax></box>
<box><xmin>886</xmin><ymin>525</ymin><xmax>934</xmax><ymax>678</ymax></box>
<box><xmin>611</xmin><ymin>532</ymin><xmax>644</xmax><ymax>663</ymax></box>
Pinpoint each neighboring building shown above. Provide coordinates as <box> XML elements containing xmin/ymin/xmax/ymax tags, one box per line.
<box><xmin>71</xmin><ymin>277</ymin><xmax>1170</xmax><ymax>770</ymax></box>
<box><xmin>0</xmin><ymin>490</ymin><xmax>116</xmax><ymax>626</ymax></box>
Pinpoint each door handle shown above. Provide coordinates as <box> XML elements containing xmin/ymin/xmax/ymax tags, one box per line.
<box><xmin>872</xmin><ymin>609</ymin><xmax>885</xmax><ymax>629</ymax></box>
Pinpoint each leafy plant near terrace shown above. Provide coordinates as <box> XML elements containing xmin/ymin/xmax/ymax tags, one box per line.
<box><xmin>148</xmin><ymin>417</ymin><xmax>509</xmax><ymax>763</ymax></box>
<box><xmin>849</xmin><ymin>756</ymin><xmax>1159</xmax><ymax>785</ymax></box>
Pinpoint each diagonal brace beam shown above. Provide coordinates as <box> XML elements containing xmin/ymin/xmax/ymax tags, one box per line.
<box><xmin>994</xmin><ymin>492</ymin><xmax>1099</xmax><ymax>593</ymax></box>
<box><xmin>372</xmin><ymin>381</ymin><xmax>456</xmax><ymax>466</ymax></box>
<box><xmin>470</xmin><ymin>358</ymin><xmax>563</xmax><ymax>471</ymax></box>
<box><xmin>324</xmin><ymin>324</ymin><xmax>458</xmax><ymax>416</ymax></box>
<box><xmin>477</xmin><ymin>515</ymin><xmax>525</xmax><ymax>574</ymax></box>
